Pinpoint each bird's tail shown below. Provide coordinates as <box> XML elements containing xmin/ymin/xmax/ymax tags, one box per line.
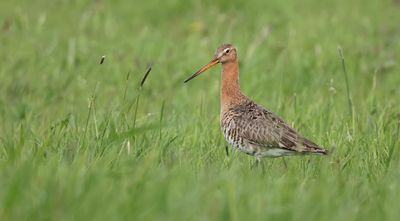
<box><xmin>310</xmin><ymin>144</ymin><xmax>336</xmax><ymax>156</ymax></box>
<box><xmin>302</xmin><ymin>137</ymin><xmax>335</xmax><ymax>156</ymax></box>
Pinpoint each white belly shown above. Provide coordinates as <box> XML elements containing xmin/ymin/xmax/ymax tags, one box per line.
<box><xmin>260</xmin><ymin>148</ymin><xmax>295</xmax><ymax>157</ymax></box>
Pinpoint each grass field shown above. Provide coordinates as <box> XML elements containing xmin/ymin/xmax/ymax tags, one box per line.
<box><xmin>1</xmin><ymin>0</ymin><xmax>400</xmax><ymax>220</ymax></box>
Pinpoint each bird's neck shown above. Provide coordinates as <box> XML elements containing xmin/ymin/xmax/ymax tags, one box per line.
<box><xmin>220</xmin><ymin>60</ymin><xmax>245</xmax><ymax>113</ymax></box>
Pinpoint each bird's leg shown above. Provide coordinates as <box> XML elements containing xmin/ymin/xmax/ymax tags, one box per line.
<box><xmin>256</xmin><ymin>157</ymin><xmax>261</xmax><ymax>166</ymax></box>
<box><xmin>251</xmin><ymin>157</ymin><xmax>265</xmax><ymax>174</ymax></box>
<box><xmin>258</xmin><ymin>158</ymin><xmax>266</xmax><ymax>174</ymax></box>
<box><xmin>251</xmin><ymin>157</ymin><xmax>260</xmax><ymax>169</ymax></box>
<box><xmin>282</xmin><ymin>158</ymin><xmax>288</xmax><ymax>170</ymax></box>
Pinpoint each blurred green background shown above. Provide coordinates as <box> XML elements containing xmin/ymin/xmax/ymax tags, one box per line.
<box><xmin>0</xmin><ymin>0</ymin><xmax>399</xmax><ymax>220</ymax></box>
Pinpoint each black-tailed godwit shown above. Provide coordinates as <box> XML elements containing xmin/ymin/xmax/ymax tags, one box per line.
<box><xmin>184</xmin><ymin>44</ymin><xmax>328</xmax><ymax>163</ymax></box>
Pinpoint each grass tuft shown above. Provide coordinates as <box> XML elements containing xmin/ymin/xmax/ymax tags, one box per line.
<box><xmin>0</xmin><ymin>0</ymin><xmax>400</xmax><ymax>220</ymax></box>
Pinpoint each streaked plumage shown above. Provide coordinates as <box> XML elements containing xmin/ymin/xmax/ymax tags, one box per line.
<box><xmin>184</xmin><ymin>43</ymin><xmax>328</xmax><ymax>161</ymax></box>
<box><xmin>221</xmin><ymin>99</ymin><xmax>327</xmax><ymax>158</ymax></box>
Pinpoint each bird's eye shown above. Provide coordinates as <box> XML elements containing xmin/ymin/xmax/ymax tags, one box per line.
<box><xmin>225</xmin><ymin>49</ymin><xmax>230</xmax><ymax>54</ymax></box>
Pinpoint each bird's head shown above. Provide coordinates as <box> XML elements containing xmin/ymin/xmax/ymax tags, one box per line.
<box><xmin>184</xmin><ymin>43</ymin><xmax>237</xmax><ymax>83</ymax></box>
<box><xmin>215</xmin><ymin>43</ymin><xmax>237</xmax><ymax>64</ymax></box>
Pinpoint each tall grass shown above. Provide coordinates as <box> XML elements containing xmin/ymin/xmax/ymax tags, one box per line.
<box><xmin>0</xmin><ymin>0</ymin><xmax>399</xmax><ymax>220</ymax></box>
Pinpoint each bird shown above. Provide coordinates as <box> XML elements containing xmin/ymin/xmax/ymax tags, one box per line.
<box><xmin>184</xmin><ymin>43</ymin><xmax>328</xmax><ymax>164</ymax></box>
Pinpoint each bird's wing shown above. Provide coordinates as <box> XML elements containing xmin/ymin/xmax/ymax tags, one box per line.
<box><xmin>229</xmin><ymin>101</ymin><xmax>326</xmax><ymax>154</ymax></box>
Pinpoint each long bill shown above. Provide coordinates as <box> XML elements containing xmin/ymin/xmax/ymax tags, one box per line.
<box><xmin>184</xmin><ymin>58</ymin><xmax>219</xmax><ymax>83</ymax></box>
